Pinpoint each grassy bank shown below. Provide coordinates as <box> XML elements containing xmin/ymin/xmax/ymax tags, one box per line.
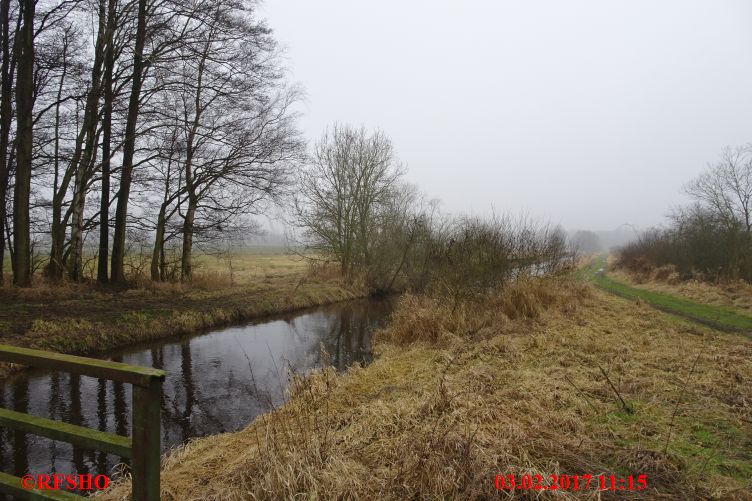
<box><xmin>0</xmin><ymin>252</ymin><xmax>364</xmax><ymax>378</ymax></box>
<box><xmin>584</xmin><ymin>255</ymin><xmax>752</xmax><ymax>333</ymax></box>
<box><xmin>608</xmin><ymin>263</ymin><xmax>752</xmax><ymax>318</ymax></box>
<box><xmin>102</xmin><ymin>278</ymin><xmax>752</xmax><ymax>500</ymax></box>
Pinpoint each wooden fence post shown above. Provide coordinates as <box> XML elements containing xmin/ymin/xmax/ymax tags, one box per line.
<box><xmin>131</xmin><ymin>377</ymin><xmax>162</xmax><ymax>501</ymax></box>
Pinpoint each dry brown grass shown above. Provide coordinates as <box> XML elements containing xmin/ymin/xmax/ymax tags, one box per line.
<box><xmin>377</xmin><ymin>278</ymin><xmax>590</xmax><ymax>346</ymax></box>
<box><xmin>100</xmin><ymin>277</ymin><xmax>752</xmax><ymax>500</ymax></box>
<box><xmin>610</xmin><ymin>264</ymin><xmax>752</xmax><ymax>317</ymax></box>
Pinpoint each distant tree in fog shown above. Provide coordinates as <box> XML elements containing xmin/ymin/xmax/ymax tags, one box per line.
<box><xmin>570</xmin><ymin>230</ymin><xmax>601</xmax><ymax>255</ymax></box>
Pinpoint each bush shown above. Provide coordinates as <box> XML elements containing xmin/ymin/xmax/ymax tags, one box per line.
<box><xmin>616</xmin><ymin>205</ymin><xmax>750</xmax><ymax>282</ymax></box>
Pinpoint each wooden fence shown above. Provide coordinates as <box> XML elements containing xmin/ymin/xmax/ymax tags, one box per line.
<box><xmin>0</xmin><ymin>344</ymin><xmax>165</xmax><ymax>500</ymax></box>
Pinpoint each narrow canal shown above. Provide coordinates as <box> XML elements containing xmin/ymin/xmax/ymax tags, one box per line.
<box><xmin>0</xmin><ymin>297</ymin><xmax>395</xmax><ymax>483</ymax></box>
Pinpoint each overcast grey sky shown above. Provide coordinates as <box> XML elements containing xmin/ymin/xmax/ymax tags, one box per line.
<box><xmin>259</xmin><ymin>0</ymin><xmax>752</xmax><ymax>231</ymax></box>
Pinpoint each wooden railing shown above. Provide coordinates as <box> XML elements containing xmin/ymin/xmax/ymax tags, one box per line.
<box><xmin>0</xmin><ymin>344</ymin><xmax>165</xmax><ymax>500</ymax></box>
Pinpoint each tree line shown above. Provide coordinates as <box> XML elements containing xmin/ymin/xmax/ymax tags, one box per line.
<box><xmin>1</xmin><ymin>0</ymin><xmax>571</xmax><ymax>291</ymax></box>
<box><xmin>1</xmin><ymin>0</ymin><xmax>301</xmax><ymax>287</ymax></box>
<box><xmin>618</xmin><ymin>144</ymin><xmax>752</xmax><ymax>282</ymax></box>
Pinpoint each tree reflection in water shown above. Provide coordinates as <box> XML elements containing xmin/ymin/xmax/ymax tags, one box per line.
<box><xmin>0</xmin><ymin>296</ymin><xmax>395</xmax><ymax>483</ymax></box>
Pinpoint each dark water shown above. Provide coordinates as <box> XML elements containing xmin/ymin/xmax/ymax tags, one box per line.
<box><xmin>0</xmin><ymin>297</ymin><xmax>394</xmax><ymax>483</ymax></box>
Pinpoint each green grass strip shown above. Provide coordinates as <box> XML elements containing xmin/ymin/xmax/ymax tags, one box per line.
<box><xmin>582</xmin><ymin>255</ymin><xmax>752</xmax><ymax>333</ymax></box>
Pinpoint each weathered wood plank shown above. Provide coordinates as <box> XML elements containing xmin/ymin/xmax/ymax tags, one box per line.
<box><xmin>0</xmin><ymin>345</ymin><xmax>165</xmax><ymax>499</ymax></box>
<box><xmin>0</xmin><ymin>407</ymin><xmax>132</xmax><ymax>458</ymax></box>
<box><xmin>131</xmin><ymin>379</ymin><xmax>162</xmax><ymax>501</ymax></box>
<box><xmin>0</xmin><ymin>344</ymin><xmax>165</xmax><ymax>387</ymax></box>
<box><xmin>0</xmin><ymin>471</ymin><xmax>84</xmax><ymax>500</ymax></box>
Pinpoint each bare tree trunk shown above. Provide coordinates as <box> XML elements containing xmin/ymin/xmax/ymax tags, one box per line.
<box><xmin>68</xmin><ymin>177</ymin><xmax>87</xmax><ymax>280</ymax></box>
<box><xmin>97</xmin><ymin>0</ymin><xmax>117</xmax><ymax>284</ymax></box>
<box><xmin>180</xmin><ymin>196</ymin><xmax>196</xmax><ymax>281</ymax></box>
<box><xmin>177</xmin><ymin>35</ymin><xmax>210</xmax><ymax>283</ymax></box>
<box><xmin>3</xmin><ymin>208</ymin><xmax>12</xmax><ymax>265</ymax></box>
<box><xmin>0</xmin><ymin>0</ymin><xmax>14</xmax><ymax>284</ymax></box>
<box><xmin>111</xmin><ymin>0</ymin><xmax>147</xmax><ymax>284</ymax></box>
<box><xmin>69</xmin><ymin>0</ymin><xmax>108</xmax><ymax>282</ymax></box>
<box><xmin>387</xmin><ymin>220</ymin><xmax>417</xmax><ymax>291</ymax></box>
<box><xmin>151</xmin><ymin>203</ymin><xmax>166</xmax><ymax>281</ymax></box>
<box><xmin>159</xmin><ymin>243</ymin><xmax>166</xmax><ymax>281</ymax></box>
<box><xmin>48</xmin><ymin>98</ymin><xmax>93</xmax><ymax>280</ymax></box>
<box><xmin>47</xmin><ymin>192</ymin><xmax>68</xmax><ymax>279</ymax></box>
<box><xmin>12</xmin><ymin>0</ymin><xmax>34</xmax><ymax>287</ymax></box>
<box><xmin>44</xmin><ymin>32</ymin><xmax>69</xmax><ymax>282</ymax></box>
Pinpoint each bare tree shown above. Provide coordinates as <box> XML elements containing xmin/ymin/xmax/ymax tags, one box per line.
<box><xmin>147</xmin><ymin>111</ymin><xmax>183</xmax><ymax>281</ymax></box>
<box><xmin>618</xmin><ymin>145</ymin><xmax>752</xmax><ymax>282</ymax></box>
<box><xmin>294</xmin><ymin>124</ymin><xmax>403</xmax><ymax>276</ymax></box>
<box><xmin>110</xmin><ymin>0</ymin><xmax>148</xmax><ymax>284</ymax></box>
<box><xmin>685</xmin><ymin>145</ymin><xmax>752</xmax><ymax>277</ymax></box>
<box><xmin>0</xmin><ymin>0</ymin><xmax>16</xmax><ymax>284</ymax></box>
<box><xmin>12</xmin><ymin>0</ymin><xmax>34</xmax><ymax>286</ymax></box>
<box><xmin>142</xmin><ymin>0</ymin><xmax>301</xmax><ymax>281</ymax></box>
<box><xmin>97</xmin><ymin>0</ymin><xmax>118</xmax><ymax>283</ymax></box>
<box><xmin>570</xmin><ymin>230</ymin><xmax>601</xmax><ymax>255</ymax></box>
<box><xmin>686</xmin><ymin>146</ymin><xmax>752</xmax><ymax>232</ymax></box>
<box><xmin>66</xmin><ymin>0</ymin><xmax>109</xmax><ymax>281</ymax></box>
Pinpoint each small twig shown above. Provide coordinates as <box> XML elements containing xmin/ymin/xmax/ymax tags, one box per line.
<box><xmin>697</xmin><ymin>442</ymin><xmax>719</xmax><ymax>477</ymax></box>
<box><xmin>234</xmin><ymin>336</ymin><xmax>258</xmax><ymax>395</ymax></box>
<box><xmin>596</xmin><ymin>362</ymin><xmax>632</xmax><ymax>414</ymax></box>
<box><xmin>564</xmin><ymin>374</ymin><xmax>599</xmax><ymax>414</ymax></box>
<box><xmin>664</xmin><ymin>345</ymin><xmax>704</xmax><ymax>453</ymax></box>
<box><xmin>266</xmin><ymin>341</ymin><xmax>289</xmax><ymax>406</ymax></box>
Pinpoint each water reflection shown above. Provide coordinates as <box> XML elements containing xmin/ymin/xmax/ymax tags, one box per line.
<box><xmin>0</xmin><ymin>297</ymin><xmax>393</xmax><ymax>484</ymax></box>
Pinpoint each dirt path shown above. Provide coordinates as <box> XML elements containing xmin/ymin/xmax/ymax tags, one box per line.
<box><xmin>584</xmin><ymin>255</ymin><xmax>752</xmax><ymax>334</ymax></box>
